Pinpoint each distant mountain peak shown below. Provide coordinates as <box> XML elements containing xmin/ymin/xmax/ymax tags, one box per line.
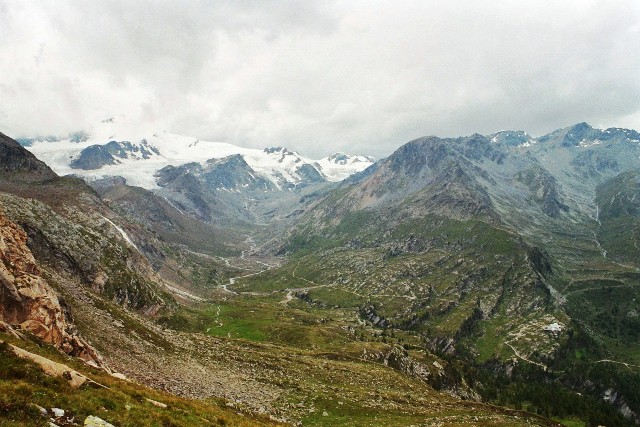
<box><xmin>326</xmin><ymin>152</ymin><xmax>351</xmax><ymax>164</ymax></box>
<box><xmin>263</xmin><ymin>146</ymin><xmax>298</xmax><ymax>156</ymax></box>
<box><xmin>206</xmin><ymin>153</ymin><xmax>246</xmax><ymax>166</ymax></box>
<box><xmin>488</xmin><ymin>130</ymin><xmax>534</xmax><ymax>147</ymax></box>
<box><xmin>544</xmin><ymin>122</ymin><xmax>637</xmax><ymax>147</ymax></box>
<box><xmin>568</xmin><ymin>121</ymin><xmax>592</xmax><ymax>131</ymax></box>
<box><xmin>561</xmin><ymin>122</ymin><xmax>594</xmax><ymax>144</ymax></box>
<box><xmin>325</xmin><ymin>152</ymin><xmax>376</xmax><ymax>165</ymax></box>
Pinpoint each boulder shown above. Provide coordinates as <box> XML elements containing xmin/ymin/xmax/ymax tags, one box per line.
<box><xmin>84</xmin><ymin>415</ymin><xmax>115</xmax><ymax>427</ymax></box>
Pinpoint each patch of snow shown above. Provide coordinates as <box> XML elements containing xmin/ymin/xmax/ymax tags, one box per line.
<box><xmin>519</xmin><ymin>139</ymin><xmax>538</xmax><ymax>148</ymax></box>
<box><xmin>101</xmin><ymin>216</ymin><xmax>138</xmax><ymax>251</ymax></box>
<box><xmin>579</xmin><ymin>139</ymin><xmax>602</xmax><ymax>148</ymax></box>
<box><xmin>543</xmin><ymin>322</ymin><xmax>562</xmax><ymax>333</ymax></box>
<box><xmin>316</xmin><ymin>153</ymin><xmax>375</xmax><ymax>181</ymax></box>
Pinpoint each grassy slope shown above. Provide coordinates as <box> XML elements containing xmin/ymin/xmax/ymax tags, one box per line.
<box><xmin>267</xmin><ymin>213</ymin><xmax>558</xmax><ymax>361</ymax></box>
<box><xmin>155</xmin><ymin>302</ymin><xmax>559</xmax><ymax>427</ymax></box>
<box><xmin>214</xmin><ymin>203</ymin><xmax>640</xmax><ymax>426</ymax></box>
<box><xmin>0</xmin><ymin>336</ymin><xmax>279</xmax><ymax>427</ymax></box>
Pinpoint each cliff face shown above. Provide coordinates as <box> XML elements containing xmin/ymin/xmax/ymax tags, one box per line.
<box><xmin>0</xmin><ymin>208</ymin><xmax>102</xmax><ymax>366</ymax></box>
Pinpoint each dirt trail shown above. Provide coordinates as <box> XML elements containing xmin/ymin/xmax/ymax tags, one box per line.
<box><xmin>221</xmin><ymin>236</ymin><xmax>280</xmax><ymax>294</ymax></box>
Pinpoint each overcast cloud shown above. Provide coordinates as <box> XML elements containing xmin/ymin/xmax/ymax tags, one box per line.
<box><xmin>1</xmin><ymin>0</ymin><xmax>639</xmax><ymax>157</ymax></box>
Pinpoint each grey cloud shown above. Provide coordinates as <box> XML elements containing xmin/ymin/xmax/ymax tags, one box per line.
<box><xmin>0</xmin><ymin>0</ymin><xmax>639</xmax><ymax>158</ymax></box>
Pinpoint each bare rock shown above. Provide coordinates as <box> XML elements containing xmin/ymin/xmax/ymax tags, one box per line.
<box><xmin>84</xmin><ymin>415</ymin><xmax>116</xmax><ymax>427</ymax></box>
<box><xmin>145</xmin><ymin>398</ymin><xmax>168</xmax><ymax>408</ymax></box>
<box><xmin>6</xmin><ymin>342</ymin><xmax>90</xmax><ymax>387</ymax></box>
<box><xmin>0</xmin><ymin>208</ymin><xmax>103</xmax><ymax>366</ymax></box>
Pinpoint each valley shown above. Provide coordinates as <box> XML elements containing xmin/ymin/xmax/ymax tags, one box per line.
<box><xmin>2</xmin><ymin>123</ymin><xmax>640</xmax><ymax>426</ymax></box>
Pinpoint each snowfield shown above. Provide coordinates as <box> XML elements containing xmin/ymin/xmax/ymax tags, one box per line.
<box><xmin>26</xmin><ymin>130</ymin><xmax>375</xmax><ymax>190</ymax></box>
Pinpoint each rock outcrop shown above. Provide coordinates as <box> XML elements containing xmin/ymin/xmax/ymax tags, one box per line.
<box><xmin>0</xmin><ymin>207</ymin><xmax>103</xmax><ymax>366</ymax></box>
<box><xmin>6</xmin><ymin>342</ymin><xmax>93</xmax><ymax>388</ymax></box>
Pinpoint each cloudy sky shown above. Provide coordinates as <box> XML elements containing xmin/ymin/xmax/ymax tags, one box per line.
<box><xmin>1</xmin><ymin>1</ymin><xmax>639</xmax><ymax>157</ymax></box>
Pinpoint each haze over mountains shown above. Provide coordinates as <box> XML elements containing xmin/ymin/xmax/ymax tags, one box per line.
<box><xmin>2</xmin><ymin>121</ymin><xmax>640</xmax><ymax>426</ymax></box>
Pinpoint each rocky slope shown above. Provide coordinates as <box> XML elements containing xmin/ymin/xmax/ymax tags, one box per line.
<box><xmin>0</xmin><ymin>133</ymin><xmax>178</xmax><ymax>365</ymax></box>
<box><xmin>282</xmin><ymin>124</ymin><xmax>640</xmax><ymax>295</ymax></box>
<box><xmin>1</xmin><ymin>132</ymin><xmax>57</xmax><ymax>181</ymax></box>
<box><xmin>0</xmin><ymin>336</ymin><xmax>282</xmax><ymax>427</ymax></box>
<box><xmin>0</xmin><ymin>206</ymin><xmax>102</xmax><ymax>365</ymax></box>
<box><xmin>263</xmin><ymin>123</ymin><xmax>640</xmax><ymax>424</ymax></box>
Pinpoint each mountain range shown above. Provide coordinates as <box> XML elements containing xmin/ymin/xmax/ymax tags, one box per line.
<box><xmin>2</xmin><ymin>122</ymin><xmax>640</xmax><ymax>426</ymax></box>
<box><xmin>21</xmin><ymin>130</ymin><xmax>374</xmax><ymax>190</ymax></box>
<box><xmin>21</xmin><ymin>129</ymin><xmax>374</xmax><ymax>229</ymax></box>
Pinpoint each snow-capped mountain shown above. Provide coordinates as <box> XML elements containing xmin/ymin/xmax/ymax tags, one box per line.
<box><xmin>23</xmin><ymin>130</ymin><xmax>375</xmax><ymax>191</ymax></box>
<box><xmin>315</xmin><ymin>152</ymin><xmax>376</xmax><ymax>181</ymax></box>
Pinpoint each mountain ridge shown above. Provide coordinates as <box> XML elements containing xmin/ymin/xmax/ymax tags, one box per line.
<box><xmin>267</xmin><ymin>121</ymin><xmax>640</xmax><ymax>424</ymax></box>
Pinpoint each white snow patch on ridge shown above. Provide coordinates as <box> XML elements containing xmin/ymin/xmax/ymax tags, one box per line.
<box><xmin>579</xmin><ymin>139</ymin><xmax>602</xmax><ymax>148</ymax></box>
<box><xmin>101</xmin><ymin>216</ymin><xmax>138</xmax><ymax>251</ymax></box>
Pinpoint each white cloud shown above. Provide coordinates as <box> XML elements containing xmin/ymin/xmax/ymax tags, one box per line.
<box><xmin>0</xmin><ymin>0</ymin><xmax>639</xmax><ymax>157</ymax></box>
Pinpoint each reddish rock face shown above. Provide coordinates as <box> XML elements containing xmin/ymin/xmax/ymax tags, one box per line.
<box><xmin>0</xmin><ymin>208</ymin><xmax>102</xmax><ymax>366</ymax></box>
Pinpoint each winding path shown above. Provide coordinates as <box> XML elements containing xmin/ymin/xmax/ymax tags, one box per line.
<box><xmin>504</xmin><ymin>341</ymin><xmax>548</xmax><ymax>372</ymax></box>
<box><xmin>219</xmin><ymin>235</ymin><xmax>280</xmax><ymax>294</ymax></box>
<box><xmin>594</xmin><ymin>359</ymin><xmax>640</xmax><ymax>370</ymax></box>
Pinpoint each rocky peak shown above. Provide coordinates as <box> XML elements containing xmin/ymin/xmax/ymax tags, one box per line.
<box><xmin>202</xmin><ymin>155</ymin><xmax>274</xmax><ymax>190</ymax></box>
<box><xmin>488</xmin><ymin>130</ymin><xmax>532</xmax><ymax>147</ymax></box>
<box><xmin>264</xmin><ymin>146</ymin><xmax>296</xmax><ymax>156</ymax></box>
<box><xmin>70</xmin><ymin>144</ymin><xmax>118</xmax><ymax>170</ymax></box>
<box><xmin>325</xmin><ymin>152</ymin><xmax>375</xmax><ymax>165</ymax></box>
<box><xmin>263</xmin><ymin>146</ymin><xmax>302</xmax><ymax>164</ymax></box>
<box><xmin>387</xmin><ymin>136</ymin><xmax>447</xmax><ymax>175</ymax></box>
<box><xmin>537</xmin><ymin>122</ymin><xmax>601</xmax><ymax>147</ymax></box>
<box><xmin>601</xmin><ymin>127</ymin><xmax>640</xmax><ymax>142</ymax></box>
<box><xmin>70</xmin><ymin>139</ymin><xmax>161</xmax><ymax>170</ymax></box>
<box><xmin>561</xmin><ymin>122</ymin><xmax>599</xmax><ymax>146</ymax></box>
<box><xmin>326</xmin><ymin>153</ymin><xmax>350</xmax><ymax>164</ymax></box>
<box><xmin>206</xmin><ymin>153</ymin><xmax>248</xmax><ymax>169</ymax></box>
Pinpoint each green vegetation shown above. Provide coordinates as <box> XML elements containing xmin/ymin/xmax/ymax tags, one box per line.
<box><xmin>0</xmin><ymin>338</ymin><xmax>278</xmax><ymax>427</ymax></box>
<box><xmin>101</xmin><ymin>247</ymin><xmax>166</xmax><ymax>311</ymax></box>
<box><xmin>159</xmin><ymin>296</ymin><xmax>357</xmax><ymax>349</ymax></box>
<box><xmin>7</xmin><ymin>135</ymin><xmax>640</xmax><ymax>426</ymax></box>
<box><xmin>466</xmin><ymin>361</ymin><xmax>637</xmax><ymax>427</ymax></box>
<box><xmin>225</xmin><ymin>204</ymin><xmax>640</xmax><ymax>426</ymax></box>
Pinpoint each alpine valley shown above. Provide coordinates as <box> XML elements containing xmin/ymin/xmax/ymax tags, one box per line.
<box><xmin>2</xmin><ymin>122</ymin><xmax>640</xmax><ymax>427</ymax></box>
